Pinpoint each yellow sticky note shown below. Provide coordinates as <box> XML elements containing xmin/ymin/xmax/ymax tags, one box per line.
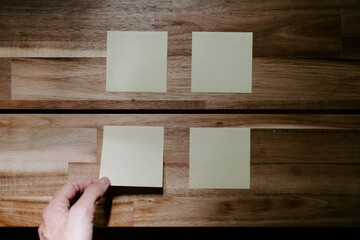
<box><xmin>106</xmin><ymin>31</ymin><xmax>168</xmax><ymax>92</ymax></box>
<box><xmin>189</xmin><ymin>128</ymin><xmax>250</xmax><ymax>189</ymax></box>
<box><xmin>99</xmin><ymin>126</ymin><xmax>164</xmax><ymax>187</ymax></box>
<box><xmin>191</xmin><ymin>32</ymin><xmax>253</xmax><ymax>93</ymax></box>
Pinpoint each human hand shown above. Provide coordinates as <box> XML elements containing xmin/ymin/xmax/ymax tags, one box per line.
<box><xmin>38</xmin><ymin>177</ymin><xmax>111</xmax><ymax>240</ymax></box>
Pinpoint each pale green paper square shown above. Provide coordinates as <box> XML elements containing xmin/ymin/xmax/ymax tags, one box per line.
<box><xmin>106</xmin><ymin>31</ymin><xmax>168</xmax><ymax>92</ymax></box>
<box><xmin>189</xmin><ymin>128</ymin><xmax>250</xmax><ymax>189</ymax></box>
<box><xmin>192</xmin><ymin>32</ymin><xmax>252</xmax><ymax>93</ymax></box>
<box><xmin>100</xmin><ymin>126</ymin><xmax>164</xmax><ymax>187</ymax></box>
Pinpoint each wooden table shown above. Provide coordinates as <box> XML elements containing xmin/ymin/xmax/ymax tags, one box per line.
<box><xmin>0</xmin><ymin>0</ymin><xmax>359</xmax><ymax>228</ymax></box>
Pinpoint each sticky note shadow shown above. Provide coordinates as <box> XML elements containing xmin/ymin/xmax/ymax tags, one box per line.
<box><xmin>93</xmin><ymin>186</ymin><xmax>163</xmax><ymax>226</ymax></box>
<box><xmin>107</xmin><ymin>186</ymin><xmax>163</xmax><ymax>196</ymax></box>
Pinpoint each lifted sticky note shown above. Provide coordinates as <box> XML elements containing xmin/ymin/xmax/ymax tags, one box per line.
<box><xmin>100</xmin><ymin>126</ymin><xmax>164</xmax><ymax>187</ymax></box>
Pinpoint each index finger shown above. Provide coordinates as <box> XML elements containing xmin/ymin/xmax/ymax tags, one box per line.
<box><xmin>72</xmin><ymin>177</ymin><xmax>111</xmax><ymax>213</ymax></box>
<box><xmin>49</xmin><ymin>177</ymin><xmax>99</xmax><ymax>210</ymax></box>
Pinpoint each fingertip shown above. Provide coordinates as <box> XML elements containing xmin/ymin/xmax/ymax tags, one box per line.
<box><xmin>99</xmin><ymin>176</ymin><xmax>111</xmax><ymax>186</ymax></box>
<box><xmin>72</xmin><ymin>178</ymin><xmax>111</xmax><ymax>213</ymax></box>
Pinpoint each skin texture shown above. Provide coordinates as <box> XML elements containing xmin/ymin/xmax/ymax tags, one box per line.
<box><xmin>38</xmin><ymin>177</ymin><xmax>110</xmax><ymax>240</ymax></box>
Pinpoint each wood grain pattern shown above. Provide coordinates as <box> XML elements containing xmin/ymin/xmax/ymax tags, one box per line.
<box><xmin>0</xmin><ymin>100</ymin><xmax>206</xmax><ymax>110</ymax></box>
<box><xmin>0</xmin><ymin>0</ymin><xmax>342</xmax><ymax>58</ymax></box>
<box><xmin>0</xmin><ymin>128</ymin><xmax>97</xmax><ymax>163</ymax></box>
<box><xmin>0</xmin><ymin>114</ymin><xmax>359</xmax><ymax>226</ymax></box>
<box><xmin>9</xmin><ymin>58</ymin><xmax>360</xmax><ymax>109</ymax></box>
<box><xmin>0</xmin><ymin>128</ymin><xmax>97</xmax><ymax>197</ymax></box>
<box><xmin>157</xmin><ymin>13</ymin><xmax>340</xmax><ymax>58</ymax></box>
<box><xmin>0</xmin><ymin>59</ymin><xmax>10</xmax><ymax>99</ymax></box>
<box><xmin>68</xmin><ymin>162</ymin><xmax>99</xmax><ymax>181</ymax></box>
<box><xmin>251</xmin><ymin>129</ymin><xmax>360</xmax><ymax>164</ymax></box>
<box><xmin>0</xmin><ymin>0</ymin><xmax>358</xmax><ymax>110</ymax></box>
<box><xmin>67</xmin><ymin>129</ymin><xmax>360</xmax><ymax>197</ymax></box>
<box><xmin>0</xmin><ymin>160</ymin><xmax>68</xmax><ymax>197</ymax></box>
<box><xmin>168</xmin><ymin>0</ymin><xmax>343</xmax><ymax>57</ymax></box>
<box><xmin>133</xmin><ymin>194</ymin><xmax>360</xmax><ymax>227</ymax></box>
<box><xmin>164</xmin><ymin>129</ymin><xmax>360</xmax><ymax>196</ymax></box>
<box><xmin>163</xmin><ymin>128</ymin><xmax>360</xmax><ymax>196</ymax></box>
<box><xmin>0</xmin><ymin>0</ymin><xmax>171</xmax><ymax>57</ymax></box>
<box><xmin>0</xmin><ymin>196</ymin><xmax>134</xmax><ymax>227</ymax></box>
<box><xmin>0</xmin><ymin>196</ymin><xmax>50</xmax><ymax>226</ymax></box>
<box><xmin>171</xmin><ymin>0</ymin><xmax>341</xmax><ymax>13</ymax></box>
<box><xmin>2</xmin><ymin>193</ymin><xmax>358</xmax><ymax>227</ymax></box>
<box><xmin>341</xmin><ymin>13</ymin><xmax>360</xmax><ymax>59</ymax></box>
<box><xmin>0</xmin><ymin>114</ymin><xmax>359</xmax><ymax>129</ymax></box>
<box><xmin>164</xmin><ymin>163</ymin><xmax>360</xmax><ymax>196</ymax></box>
<box><xmin>0</xmin><ymin>0</ymin><xmax>359</xmax><ymax>229</ymax></box>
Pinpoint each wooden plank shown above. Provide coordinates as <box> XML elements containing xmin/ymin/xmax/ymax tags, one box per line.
<box><xmin>0</xmin><ymin>0</ymin><xmax>342</xmax><ymax>58</ymax></box>
<box><xmin>0</xmin><ymin>0</ymin><xmax>171</xmax><ymax>57</ymax></box>
<box><xmin>2</xmin><ymin>193</ymin><xmax>359</xmax><ymax>227</ymax></box>
<box><xmin>97</xmin><ymin>127</ymin><xmax>103</xmax><ymax>162</ymax></box>
<box><xmin>206</xmin><ymin>100</ymin><xmax>360</xmax><ymax>110</ymax></box>
<box><xmin>1</xmin><ymin>100</ymin><xmax>359</xmax><ymax>110</ymax></box>
<box><xmin>0</xmin><ymin>128</ymin><xmax>97</xmax><ymax>196</ymax></box>
<box><xmin>0</xmin><ymin>161</ymin><xmax>68</xmax><ymax>197</ymax></box>
<box><xmin>251</xmin><ymin>129</ymin><xmax>360</xmax><ymax>164</ymax></box>
<box><xmin>341</xmin><ymin>13</ymin><xmax>360</xmax><ymax>59</ymax></box>
<box><xmin>0</xmin><ymin>0</ymin><xmax>171</xmax><ymax>14</ymax></box>
<box><xmin>66</xmin><ymin>161</ymin><xmax>360</xmax><ymax>197</ymax></box>
<box><xmin>164</xmin><ymin>163</ymin><xmax>360</xmax><ymax>196</ymax></box>
<box><xmin>207</xmin><ymin>58</ymin><xmax>360</xmax><ymax>109</ymax></box>
<box><xmin>0</xmin><ymin>196</ymin><xmax>50</xmax><ymax>226</ymax></box>
<box><xmin>11</xmin><ymin>58</ymin><xmax>108</xmax><ymax>100</ymax></box>
<box><xmin>66</xmin><ymin>129</ymin><xmax>360</xmax><ymax>196</ymax></box>
<box><xmin>133</xmin><ymin>194</ymin><xmax>360</xmax><ymax>226</ymax></box>
<box><xmin>156</xmin><ymin>13</ymin><xmax>341</xmax><ymax>58</ymax></box>
<box><xmin>0</xmin><ymin>100</ymin><xmax>206</xmax><ymax>110</ymax></box>
<box><xmin>0</xmin><ymin>128</ymin><xmax>97</xmax><ymax>163</ymax></box>
<box><xmin>341</xmin><ymin>0</ymin><xmax>360</xmax><ymax>14</ymax></box>
<box><xmin>164</xmin><ymin>128</ymin><xmax>189</xmax><ymax>190</ymax></box>
<box><xmin>1</xmin><ymin>126</ymin><xmax>359</xmax><ymax>226</ymax></box>
<box><xmin>9</xmin><ymin>58</ymin><xmax>360</xmax><ymax>109</ymax></box>
<box><xmin>167</xmin><ymin>0</ymin><xmax>342</xmax><ymax>57</ymax></box>
<box><xmin>250</xmin><ymin>163</ymin><xmax>360</xmax><ymax>195</ymax></box>
<box><xmin>68</xmin><ymin>162</ymin><xmax>100</xmax><ymax>181</ymax></box>
<box><xmin>0</xmin><ymin>114</ymin><xmax>359</xmax><ymax>129</ymax></box>
<box><xmin>163</xmin><ymin>129</ymin><xmax>360</xmax><ymax>196</ymax></box>
<box><xmin>339</xmin><ymin>0</ymin><xmax>359</xmax><ymax>58</ymax></box>
<box><xmin>97</xmin><ymin>196</ymin><xmax>134</xmax><ymax>227</ymax></box>
<box><xmin>171</xmin><ymin>0</ymin><xmax>341</xmax><ymax>14</ymax></box>
<box><xmin>0</xmin><ymin>0</ymin><xmax>358</xmax><ymax>229</ymax></box>
<box><xmin>0</xmin><ymin>59</ymin><xmax>10</xmax><ymax>99</ymax></box>
<box><xmin>0</xmin><ymin>41</ymin><xmax>106</xmax><ymax>58</ymax></box>
<box><xmin>0</xmin><ymin>196</ymin><xmax>134</xmax><ymax>227</ymax></box>
<box><xmin>4</xmin><ymin>160</ymin><xmax>360</xmax><ymax>226</ymax></box>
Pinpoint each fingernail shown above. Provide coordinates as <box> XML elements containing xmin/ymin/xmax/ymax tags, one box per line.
<box><xmin>99</xmin><ymin>177</ymin><xmax>110</xmax><ymax>185</ymax></box>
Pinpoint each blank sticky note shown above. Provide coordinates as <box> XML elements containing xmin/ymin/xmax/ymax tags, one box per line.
<box><xmin>191</xmin><ymin>32</ymin><xmax>253</xmax><ymax>93</ymax></box>
<box><xmin>106</xmin><ymin>31</ymin><xmax>168</xmax><ymax>92</ymax></box>
<box><xmin>99</xmin><ymin>126</ymin><xmax>164</xmax><ymax>187</ymax></box>
<box><xmin>189</xmin><ymin>128</ymin><xmax>250</xmax><ymax>189</ymax></box>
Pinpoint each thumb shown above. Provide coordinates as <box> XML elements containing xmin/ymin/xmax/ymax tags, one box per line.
<box><xmin>72</xmin><ymin>177</ymin><xmax>111</xmax><ymax>215</ymax></box>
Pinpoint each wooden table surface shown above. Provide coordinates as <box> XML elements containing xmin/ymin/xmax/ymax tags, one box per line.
<box><xmin>0</xmin><ymin>0</ymin><xmax>359</xmax><ymax>228</ymax></box>
<box><xmin>0</xmin><ymin>0</ymin><xmax>359</xmax><ymax>110</ymax></box>
<box><xmin>0</xmin><ymin>114</ymin><xmax>359</xmax><ymax>227</ymax></box>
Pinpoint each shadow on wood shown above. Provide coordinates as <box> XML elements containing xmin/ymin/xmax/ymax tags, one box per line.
<box><xmin>93</xmin><ymin>186</ymin><xmax>163</xmax><ymax>226</ymax></box>
<box><xmin>107</xmin><ymin>186</ymin><xmax>163</xmax><ymax>196</ymax></box>
<box><xmin>94</xmin><ymin>195</ymin><xmax>113</xmax><ymax>227</ymax></box>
